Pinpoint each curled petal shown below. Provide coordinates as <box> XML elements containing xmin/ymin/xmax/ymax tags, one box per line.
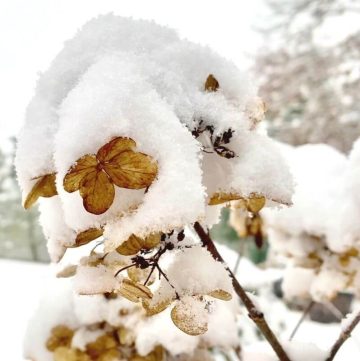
<box><xmin>208</xmin><ymin>192</ymin><xmax>243</xmax><ymax>206</ymax></box>
<box><xmin>208</xmin><ymin>289</ymin><xmax>232</xmax><ymax>301</ymax></box>
<box><xmin>73</xmin><ymin>228</ymin><xmax>104</xmax><ymax>247</ymax></box>
<box><xmin>24</xmin><ymin>173</ymin><xmax>58</xmax><ymax>209</ymax></box>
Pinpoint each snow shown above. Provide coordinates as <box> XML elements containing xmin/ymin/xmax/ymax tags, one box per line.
<box><xmin>2</xmin><ymin>254</ymin><xmax>360</xmax><ymax>360</ymax></box>
<box><xmin>16</xmin><ymin>15</ymin><xmax>293</xmax><ymax>261</ymax></box>
<box><xmin>263</xmin><ymin>142</ymin><xmax>360</xmax><ymax>301</ymax></box>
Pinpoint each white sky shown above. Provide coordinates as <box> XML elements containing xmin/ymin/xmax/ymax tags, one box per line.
<box><xmin>0</xmin><ymin>0</ymin><xmax>264</xmax><ymax>146</ymax></box>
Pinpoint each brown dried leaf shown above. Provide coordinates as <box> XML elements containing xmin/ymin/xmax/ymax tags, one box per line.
<box><xmin>117</xmin><ymin>278</ymin><xmax>153</xmax><ymax>303</ymax></box>
<box><xmin>56</xmin><ymin>264</ymin><xmax>77</xmax><ymax>278</ymax></box>
<box><xmin>63</xmin><ymin>155</ymin><xmax>97</xmax><ymax>193</ymax></box>
<box><xmin>204</xmin><ymin>74</ymin><xmax>219</xmax><ymax>92</ymax></box>
<box><xmin>171</xmin><ymin>303</ymin><xmax>208</xmax><ymax>336</ymax></box>
<box><xmin>208</xmin><ymin>192</ymin><xmax>243</xmax><ymax>206</ymax></box>
<box><xmin>104</xmin><ymin>151</ymin><xmax>158</xmax><ymax>189</ymax></box>
<box><xmin>24</xmin><ymin>173</ymin><xmax>58</xmax><ymax>209</ymax></box>
<box><xmin>116</xmin><ymin>233</ymin><xmax>161</xmax><ymax>256</ymax></box>
<box><xmin>208</xmin><ymin>289</ymin><xmax>232</xmax><ymax>301</ymax></box>
<box><xmin>74</xmin><ymin>228</ymin><xmax>104</xmax><ymax>247</ymax></box>
<box><xmin>80</xmin><ymin>171</ymin><xmax>115</xmax><ymax>215</ymax></box>
<box><xmin>97</xmin><ymin>137</ymin><xmax>136</xmax><ymax>163</ymax></box>
<box><xmin>247</xmin><ymin>195</ymin><xmax>266</xmax><ymax>213</ymax></box>
<box><xmin>142</xmin><ymin>298</ymin><xmax>173</xmax><ymax>316</ymax></box>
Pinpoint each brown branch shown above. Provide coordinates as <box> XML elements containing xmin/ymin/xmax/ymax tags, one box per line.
<box><xmin>326</xmin><ymin>310</ymin><xmax>360</xmax><ymax>361</ymax></box>
<box><xmin>193</xmin><ymin>222</ymin><xmax>291</xmax><ymax>361</ymax></box>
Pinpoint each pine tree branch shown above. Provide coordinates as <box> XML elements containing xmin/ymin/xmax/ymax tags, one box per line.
<box><xmin>326</xmin><ymin>310</ymin><xmax>360</xmax><ymax>361</ymax></box>
<box><xmin>193</xmin><ymin>222</ymin><xmax>291</xmax><ymax>361</ymax></box>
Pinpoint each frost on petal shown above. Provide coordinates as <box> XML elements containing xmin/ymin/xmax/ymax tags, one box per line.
<box><xmin>171</xmin><ymin>297</ymin><xmax>208</xmax><ymax>336</ymax></box>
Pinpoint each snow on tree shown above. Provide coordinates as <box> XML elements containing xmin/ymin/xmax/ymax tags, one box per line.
<box><xmin>15</xmin><ymin>14</ymin><xmax>302</xmax><ymax>361</ymax></box>
<box><xmin>256</xmin><ymin>0</ymin><xmax>360</xmax><ymax>152</ymax></box>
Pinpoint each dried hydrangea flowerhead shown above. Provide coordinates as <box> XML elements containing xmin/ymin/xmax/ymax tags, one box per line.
<box><xmin>63</xmin><ymin>137</ymin><xmax>158</xmax><ymax>214</ymax></box>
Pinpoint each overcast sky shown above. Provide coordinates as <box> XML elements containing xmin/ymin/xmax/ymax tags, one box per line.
<box><xmin>0</xmin><ymin>0</ymin><xmax>264</xmax><ymax>146</ymax></box>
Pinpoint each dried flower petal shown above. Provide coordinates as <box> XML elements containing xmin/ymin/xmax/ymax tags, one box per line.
<box><xmin>56</xmin><ymin>264</ymin><xmax>77</xmax><ymax>278</ymax></box>
<box><xmin>63</xmin><ymin>155</ymin><xmax>98</xmax><ymax>193</ymax></box>
<box><xmin>171</xmin><ymin>300</ymin><xmax>208</xmax><ymax>336</ymax></box>
<box><xmin>46</xmin><ymin>325</ymin><xmax>74</xmax><ymax>351</ymax></box>
<box><xmin>117</xmin><ymin>278</ymin><xmax>153</xmax><ymax>303</ymax></box>
<box><xmin>104</xmin><ymin>151</ymin><xmax>158</xmax><ymax>189</ymax></box>
<box><xmin>24</xmin><ymin>173</ymin><xmax>58</xmax><ymax>209</ymax></box>
<box><xmin>97</xmin><ymin>137</ymin><xmax>136</xmax><ymax>163</ymax></box>
<box><xmin>74</xmin><ymin>228</ymin><xmax>104</xmax><ymax>247</ymax></box>
<box><xmin>247</xmin><ymin>194</ymin><xmax>266</xmax><ymax>213</ymax></box>
<box><xmin>208</xmin><ymin>192</ymin><xmax>243</xmax><ymax>206</ymax></box>
<box><xmin>80</xmin><ymin>171</ymin><xmax>115</xmax><ymax>215</ymax></box>
<box><xmin>116</xmin><ymin>233</ymin><xmax>161</xmax><ymax>256</ymax></box>
<box><xmin>142</xmin><ymin>298</ymin><xmax>173</xmax><ymax>316</ymax></box>
<box><xmin>208</xmin><ymin>289</ymin><xmax>232</xmax><ymax>301</ymax></box>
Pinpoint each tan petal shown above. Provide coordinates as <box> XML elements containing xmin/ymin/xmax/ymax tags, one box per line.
<box><xmin>117</xmin><ymin>278</ymin><xmax>153</xmax><ymax>303</ymax></box>
<box><xmin>131</xmin><ymin>346</ymin><xmax>164</xmax><ymax>361</ymax></box>
<box><xmin>204</xmin><ymin>74</ymin><xmax>219</xmax><ymax>92</ymax></box>
<box><xmin>208</xmin><ymin>289</ymin><xmax>232</xmax><ymax>301</ymax></box>
<box><xmin>116</xmin><ymin>233</ymin><xmax>161</xmax><ymax>256</ymax></box>
<box><xmin>79</xmin><ymin>170</ymin><xmax>115</xmax><ymax>215</ymax></box>
<box><xmin>74</xmin><ymin>228</ymin><xmax>104</xmax><ymax>247</ymax></box>
<box><xmin>247</xmin><ymin>195</ymin><xmax>266</xmax><ymax>213</ymax></box>
<box><xmin>86</xmin><ymin>334</ymin><xmax>118</xmax><ymax>358</ymax></box>
<box><xmin>97</xmin><ymin>137</ymin><xmax>136</xmax><ymax>163</ymax></box>
<box><xmin>142</xmin><ymin>298</ymin><xmax>173</xmax><ymax>316</ymax></box>
<box><xmin>53</xmin><ymin>347</ymin><xmax>80</xmax><ymax>361</ymax></box>
<box><xmin>171</xmin><ymin>302</ymin><xmax>208</xmax><ymax>336</ymax></box>
<box><xmin>24</xmin><ymin>173</ymin><xmax>58</xmax><ymax>209</ymax></box>
<box><xmin>56</xmin><ymin>265</ymin><xmax>77</xmax><ymax>278</ymax></box>
<box><xmin>208</xmin><ymin>192</ymin><xmax>243</xmax><ymax>206</ymax></box>
<box><xmin>127</xmin><ymin>267</ymin><xmax>155</xmax><ymax>285</ymax></box>
<box><xmin>63</xmin><ymin>155</ymin><xmax>97</xmax><ymax>193</ymax></box>
<box><xmin>104</xmin><ymin>150</ymin><xmax>158</xmax><ymax>189</ymax></box>
<box><xmin>46</xmin><ymin>325</ymin><xmax>74</xmax><ymax>351</ymax></box>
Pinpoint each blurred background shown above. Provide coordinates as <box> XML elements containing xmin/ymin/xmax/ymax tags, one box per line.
<box><xmin>1</xmin><ymin>0</ymin><xmax>360</xmax><ymax>359</ymax></box>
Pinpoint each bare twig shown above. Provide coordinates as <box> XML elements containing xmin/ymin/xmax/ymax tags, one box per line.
<box><xmin>193</xmin><ymin>222</ymin><xmax>291</xmax><ymax>361</ymax></box>
<box><xmin>326</xmin><ymin>310</ymin><xmax>360</xmax><ymax>361</ymax></box>
<box><xmin>289</xmin><ymin>301</ymin><xmax>314</xmax><ymax>341</ymax></box>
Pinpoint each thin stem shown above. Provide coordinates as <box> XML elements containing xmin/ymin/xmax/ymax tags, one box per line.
<box><xmin>289</xmin><ymin>301</ymin><xmax>314</xmax><ymax>341</ymax></box>
<box><xmin>144</xmin><ymin>264</ymin><xmax>156</xmax><ymax>286</ymax></box>
<box><xmin>114</xmin><ymin>263</ymin><xmax>136</xmax><ymax>277</ymax></box>
<box><xmin>155</xmin><ymin>264</ymin><xmax>180</xmax><ymax>300</ymax></box>
<box><xmin>326</xmin><ymin>310</ymin><xmax>360</xmax><ymax>361</ymax></box>
<box><xmin>193</xmin><ymin>222</ymin><xmax>291</xmax><ymax>361</ymax></box>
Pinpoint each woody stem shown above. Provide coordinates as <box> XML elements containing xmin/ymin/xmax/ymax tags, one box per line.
<box><xmin>193</xmin><ymin>221</ymin><xmax>291</xmax><ymax>361</ymax></box>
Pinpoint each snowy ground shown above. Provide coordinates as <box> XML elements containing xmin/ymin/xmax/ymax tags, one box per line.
<box><xmin>1</xmin><ymin>254</ymin><xmax>360</xmax><ymax>360</ymax></box>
